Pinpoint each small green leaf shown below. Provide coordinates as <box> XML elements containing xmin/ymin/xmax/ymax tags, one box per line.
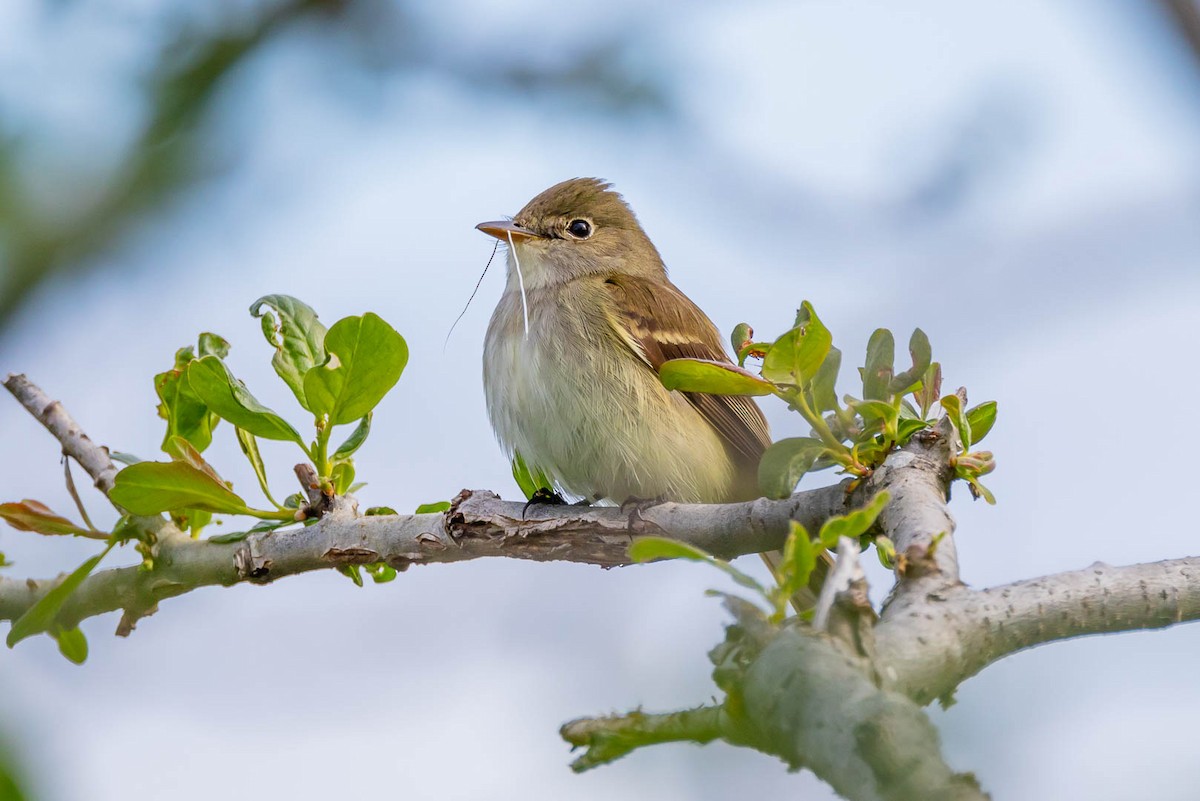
<box><xmin>628</xmin><ymin>537</ymin><xmax>767</xmax><ymax>596</ymax></box>
<box><xmin>889</xmin><ymin>329</ymin><xmax>931</xmax><ymax>395</ymax></box>
<box><xmin>778</xmin><ymin>520</ymin><xmax>818</xmax><ymax>605</ymax></box>
<box><xmin>913</xmin><ymin>362</ymin><xmax>942</xmax><ymax>419</ymax></box>
<box><xmin>0</xmin><ymin>500</ymin><xmax>91</xmax><ymax>537</ymax></box>
<box><xmin>512</xmin><ymin>453</ymin><xmax>553</xmax><ymax>501</ymax></box>
<box><xmin>861</xmin><ymin>329</ymin><xmax>895</xmax><ymax>401</ymax></box>
<box><xmin>965</xmin><ymin>401</ymin><xmax>997</xmax><ymax>445</ymax></box>
<box><xmin>940</xmin><ymin>394</ymin><xmax>972</xmax><ymax>451</ymax></box>
<box><xmin>302</xmin><ymin>313</ymin><xmax>408</xmax><ymax>425</ymax></box>
<box><xmin>235</xmin><ymin>428</ymin><xmax>279</xmax><ymax>508</ymax></box>
<box><xmin>187</xmin><ymin>356</ymin><xmax>305</xmax><ymax>444</ymax></box>
<box><xmin>250</xmin><ymin>295</ymin><xmax>328</xmax><ymax>411</ymax></box>
<box><xmin>197</xmin><ymin>332</ymin><xmax>231</xmax><ymax>360</ymax></box>
<box><xmin>51</xmin><ymin>625</ymin><xmax>88</xmax><ymax>664</ymax></box>
<box><xmin>208</xmin><ymin>520</ymin><xmax>290</xmax><ymax>544</ymax></box>
<box><xmin>164</xmin><ymin>435</ymin><xmax>228</xmax><ymax>486</ymax></box>
<box><xmin>110</xmin><ymin>461</ymin><xmax>251</xmax><ymax>516</ymax></box>
<box><xmin>364</xmin><ymin>562</ymin><xmax>397</xmax><ymax>583</ymax></box>
<box><xmin>338</xmin><ymin>565</ymin><xmax>364</xmax><ymax>587</ymax></box>
<box><xmin>874</xmin><ymin>535</ymin><xmax>897</xmax><ymax>569</ymax></box>
<box><xmin>366</xmin><ymin>506</ymin><xmax>398</xmax><ymax>516</ymax></box>
<box><xmin>330</xmin><ymin>462</ymin><xmax>355</xmax><ymax>495</ymax></box>
<box><xmin>817</xmin><ymin>491</ymin><xmax>890</xmax><ymax>549</ymax></box>
<box><xmin>7</xmin><ymin>542</ymin><xmax>114</xmax><ymax>647</ymax></box>
<box><xmin>810</xmin><ymin>346</ymin><xmax>842</xmax><ymax>413</ymax></box>
<box><xmin>730</xmin><ymin>323</ymin><xmax>753</xmax><ymax>354</ymax></box>
<box><xmin>849</xmin><ymin>399</ymin><xmax>898</xmax><ymax>427</ymax></box>
<box><xmin>761</xmin><ymin>301</ymin><xmax>832</xmax><ymax>387</ymax></box>
<box><xmin>332</xmin><ymin>413</ymin><xmax>372</xmax><ymax>462</ymax></box>
<box><xmin>110</xmin><ymin>452</ymin><xmax>144</xmax><ymax>466</ymax></box>
<box><xmin>896</xmin><ymin>417</ymin><xmax>932</xmax><ymax>443</ymax></box>
<box><xmin>758</xmin><ymin>437</ymin><xmax>826</xmax><ymax>499</ymax></box>
<box><xmin>155</xmin><ymin>350</ymin><xmax>218</xmax><ymax>453</ymax></box>
<box><xmin>659</xmin><ymin>358</ymin><xmax>774</xmax><ymax>396</ymax></box>
<box><xmin>415</xmin><ymin>501</ymin><xmax>451</xmax><ymax>514</ymax></box>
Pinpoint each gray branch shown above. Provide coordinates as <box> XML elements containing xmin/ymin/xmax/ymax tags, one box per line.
<box><xmin>4</xmin><ymin>373</ymin><xmax>120</xmax><ymax>494</ymax></box>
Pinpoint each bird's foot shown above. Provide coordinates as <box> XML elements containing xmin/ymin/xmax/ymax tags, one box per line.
<box><xmin>522</xmin><ymin>488</ymin><xmax>567</xmax><ymax>518</ymax></box>
<box><xmin>619</xmin><ymin>495</ymin><xmax>667</xmax><ymax>531</ymax></box>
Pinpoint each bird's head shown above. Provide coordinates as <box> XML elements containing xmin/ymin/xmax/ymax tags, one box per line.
<box><xmin>476</xmin><ymin>178</ymin><xmax>666</xmax><ymax>291</ymax></box>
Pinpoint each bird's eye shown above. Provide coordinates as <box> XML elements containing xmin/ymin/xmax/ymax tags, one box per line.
<box><xmin>566</xmin><ymin>219</ymin><xmax>593</xmax><ymax>239</ymax></box>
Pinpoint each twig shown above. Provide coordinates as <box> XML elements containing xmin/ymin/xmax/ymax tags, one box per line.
<box><xmin>4</xmin><ymin>374</ymin><xmax>120</xmax><ymax>495</ymax></box>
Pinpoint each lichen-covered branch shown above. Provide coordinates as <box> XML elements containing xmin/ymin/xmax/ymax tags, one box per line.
<box><xmin>560</xmin><ymin>705</ymin><xmax>726</xmax><ymax>772</ymax></box>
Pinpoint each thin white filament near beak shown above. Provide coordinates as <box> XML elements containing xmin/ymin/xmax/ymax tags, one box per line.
<box><xmin>507</xmin><ymin>229</ymin><xmax>530</xmax><ymax>339</ymax></box>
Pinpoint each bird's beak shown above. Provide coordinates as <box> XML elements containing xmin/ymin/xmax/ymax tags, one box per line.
<box><xmin>475</xmin><ymin>221</ymin><xmax>540</xmax><ymax>242</ymax></box>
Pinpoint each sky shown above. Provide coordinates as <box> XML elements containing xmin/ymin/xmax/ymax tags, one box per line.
<box><xmin>2</xmin><ymin>1</ymin><xmax>1200</xmax><ymax>799</ymax></box>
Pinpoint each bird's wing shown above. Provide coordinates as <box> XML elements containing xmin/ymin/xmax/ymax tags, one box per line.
<box><xmin>600</xmin><ymin>275</ymin><xmax>771</xmax><ymax>467</ymax></box>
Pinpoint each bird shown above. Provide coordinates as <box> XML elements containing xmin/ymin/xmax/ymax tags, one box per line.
<box><xmin>477</xmin><ymin>177</ymin><xmax>768</xmax><ymax>506</ymax></box>
<box><xmin>476</xmin><ymin>178</ymin><xmax>819</xmax><ymax>606</ymax></box>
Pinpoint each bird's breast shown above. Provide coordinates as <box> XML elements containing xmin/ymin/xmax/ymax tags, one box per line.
<box><xmin>482</xmin><ymin>282</ymin><xmax>735</xmax><ymax>503</ymax></box>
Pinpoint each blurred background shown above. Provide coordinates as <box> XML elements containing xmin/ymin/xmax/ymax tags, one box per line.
<box><xmin>2</xmin><ymin>0</ymin><xmax>1199</xmax><ymax>798</ymax></box>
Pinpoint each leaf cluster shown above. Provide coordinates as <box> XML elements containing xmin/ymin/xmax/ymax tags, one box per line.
<box><xmin>629</xmin><ymin>491</ymin><xmax>890</xmax><ymax>623</ymax></box>
<box><xmin>1</xmin><ymin>296</ymin><xmax>409</xmax><ymax>662</ymax></box>
<box><xmin>660</xmin><ymin>302</ymin><xmax>997</xmax><ymax>502</ymax></box>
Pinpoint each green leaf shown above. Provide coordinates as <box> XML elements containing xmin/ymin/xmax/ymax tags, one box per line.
<box><xmin>164</xmin><ymin>435</ymin><xmax>228</xmax><ymax>486</ymax></box>
<box><xmin>338</xmin><ymin>565</ymin><xmax>364</xmax><ymax>587</ymax></box>
<box><xmin>512</xmin><ymin>453</ymin><xmax>553</xmax><ymax>501</ymax></box>
<box><xmin>913</xmin><ymin>362</ymin><xmax>942</xmax><ymax>419</ymax></box>
<box><xmin>51</xmin><ymin>625</ymin><xmax>88</xmax><ymax>664</ymax></box>
<box><xmin>758</xmin><ymin>437</ymin><xmax>826</xmax><ymax>499</ymax></box>
<box><xmin>415</xmin><ymin>501</ymin><xmax>451</xmax><ymax>514</ymax></box>
<box><xmin>251</xmin><ymin>295</ymin><xmax>328</xmax><ymax>411</ymax></box>
<box><xmin>940</xmin><ymin>394</ymin><xmax>972</xmax><ymax>451</ymax></box>
<box><xmin>364</xmin><ymin>562</ymin><xmax>397</xmax><ymax>583</ymax></box>
<box><xmin>187</xmin><ymin>356</ymin><xmax>305</xmax><ymax>444</ymax></box>
<box><xmin>896</xmin><ymin>417</ymin><xmax>932</xmax><ymax>444</ymax></box>
<box><xmin>730</xmin><ymin>323</ymin><xmax>753</xmax><ymax>354</ymax></box>
<box><xmin>861</xmin><ymin>329</ymin><xmax>895</xmax><ymax>400</ymax></box>
<box><xmin>0</xmin><ymin>500</ymin><xmax>91</xmax><ymax>537</ymax></box>
<box><xmin>7</xmin><ymin>542</ymin><xmax>114</xmax><ymax>647</ymax></box>
<box><xmin>197</xmin><ymin>332</ymin><xmax>230</xmax><ymax>360</ymax></box>
<box><xmin>110</xmin><ymin>451</ymin><xmax>144</xmax><ymax>466</ymax></box>
<box><xmin>817</xmin><ymin>491</ymin><xmax>890</xmax><ymax>549</ymax></box>
<box><xmin>761</xmin><ymin>301</ymin><xmax>832</xmax><ymax>387</ymax></box>
<box><xmin>331</xmin><ymin>413</ymin><xmax>372</xmax><ymax>461</ymax></box>
<box><xmin>965</xmin><ymin>401</ymin><xmax>997</xmax><ymax>445</ymax></box>
<box><xmin>208</xmin><ymin>520</ymin><xmax>290</xmax><ymax>544</ymax></box>
<box><xmin>365</xmin><ymin>506</ymin><xmax>398</xmax><ymax>516</ymax></box>
<box><xmin>110</xmin><ymin>461</ymin><xmax>251</xmax><ymax>516</ymax></box>
<box><xmin>235</xmin><ymin>428</ymin><xmax>278</xmax><ymax>508</ymax></box>
<box><xmin>659</xmin><ymin>358</ymin><xmax>774</xmax><ymax>396</ymax></box>
<box><xmin>810</xmin><ymin>346</ymin><xmax>842</xmax><ymax>413</ymax></box>
<box><xmin>889</xmin><ymin>329</ymin><xmax>931</xmax><ymax>395</ymax></box>
<box><xmin>628</xmin><ymin>537</ymin><xmax>767</xmax><ymax>596</ymax></box>
<box><xmin>155</xmin><ymin>350</ymin><xmax>218</xmax><ymax>453</ymax></box>
<box><xmin>849</xmin><ymin>399</ymin><xmax>898</xmax><ymax>426</ymax></box>
<box><xmin>779</xmin><ymin>520</ymin><xmax>818</xmax><ymax>604</ymax></box>
<box><xmin>330</xmin><ymin>462</ymin><xmax>355</xmax><ymax>495</ymax></box>
<box><xmin>302</xmin><ymin>313</ymin><xmax>408</xmax><ymax>425</ymax></box>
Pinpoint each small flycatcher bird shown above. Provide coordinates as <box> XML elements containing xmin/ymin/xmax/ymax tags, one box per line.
<box><xmin>477</xmin><ymin>177</ymin><xmax>769</xmax><ymax>507</ymax></box>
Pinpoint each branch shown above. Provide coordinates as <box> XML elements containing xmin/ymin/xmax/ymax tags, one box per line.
<box><xmin>561</xmin><ymin>705</ymin><xmax>726</xmax><ymax>772</ymax></box>
<box><xmin>4</xmin><ymin>374</ymin><xmax>120</xmax><ymax>494</ymax></box>
<box><xmin>730</xmin><ymin>627</ymin><xmax>986</xmax><ymax>801</ymax></box>
<box><xmin>875</xmin><ymin>556</ymin><xmax>1200</xmax><ymax>704</ymax></box>
<box><xmin>0</xmin><ymin>486</ymin><xmax>852</xmax><ymax>631</ymax></box>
